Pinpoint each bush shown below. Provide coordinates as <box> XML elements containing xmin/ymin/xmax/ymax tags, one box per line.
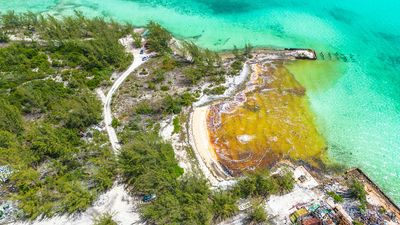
<box><xmin>112</xmin><ymin>118</ymin><xmax>120</xmax><ymax>128</ymax></box>
<box><xmin>350</xmin><ymin>179</ymin><xmax>367</xmax><ymax>210</ymax></box>
<box><xmin>93</xmin><ymin>213</ymin><xmax>118</xmax><ymax>225</ymax></box>
<box><xmin>161</xmin><ymin>92</ymin><xmax>197</xmax><ymax>114</ymax></box>
<box><xmin>247</xmin><ymin>205</ymin><xmax>267</xmax><ymax>224</ymax></box>
<box><xmin>160</xmin><ymin>85</ymin><xmax>169</xmax><ymax>91</ymax></box>
<box><xmin>0</xmin><ymin>98</ymin><xmax>23</xmax><ymax>134</ymax></box>
<box><xmin>274</xmin><ymin>171</ymin><xmax>295</xmax><ymax>194</ymax></box>
<box><xmin>0</xmin><ymin>30</ymin><xmax>9</xmax><ymax>43</ymax></box>
<box><xmin>132</xmin><ymin>32</ymin><xmax>142</xmax><ymax>48</ymax></box>
<box><xmin>146</xmin><ymin>21</ymin><xmax>172</xmax><ymax>54</ymax></box>
<box><xmin>172</xmin><ymin>116</ymin><xmax>180</xmax><ymax>134</ymax></box>
<box><xmin>233</xmin><ymin>170</ymin><xmax>279</xmax><ymax>199</ymax></box>
<box><xmin>118</xmin><ymin>132</ymin><xmax>183</xmax><ymax>194</ymax></box>
<box><xmin>327</xmin><ymin>191</ymin><xmax>344</xmax><ymax>203</ymax></box>
<box><xmin>204</xmin><ymin>86</ymin><xmax>226</xmax><ymax>95</ymax></box>
<box><xmin>135</xmin><ymin>102</ymin><xmax>155</xmax><ymax>115</ymax></box>
<box><xmin>212</xmin><ymin>192</ymin><xmax>238</xmax><ymax>221</ymax></box>
<box><xmin>231</xmin><ymin>60</ymin><xmax>244</xmax><ymax>74</ymax></box>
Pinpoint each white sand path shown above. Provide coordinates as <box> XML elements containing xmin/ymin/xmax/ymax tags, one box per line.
<box><xmin>104</xmin><ymin>41</ymin><xmax>149</xmax><ymax>152</ymax></box>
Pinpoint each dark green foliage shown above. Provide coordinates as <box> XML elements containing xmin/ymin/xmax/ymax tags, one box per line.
<box><xmin>204</xmin><ymin>86</ymin><xmax>227</xmax><ymax>95</ymax></box>
<box><xmin>50</xmin><ymin>92</ymin><xmax>101</xmax><ymax>129</ymax></box>
<box><xmin>132</xmin><ymin>32</ymin><xmax>142</xmax><ymax>48</ymax></box>
<box><xmin>0</xmin><ymin>11</ymin><xmax>132</xmax><ymax>89</ymax></box>
<box><xmin>0</xmin><ymin>30</ymin><xmax>9</xmax><ymax>43</ymax></box>
<box><xmin>274</xmin><ymin>171</ymin><xmax>295</xmax><ymax>194</ymax></box>
<box><xmin>6</xmin><ymin>128</ymin><xmax>116</xmax><ymax>219</ymax></box>
<box><xmin>233</xmin><ymin>170</ymin><xmax>280</xmax><ymax>198</ymax></box>
<box><xmin>231</xmin><ymin>60</ymin><xmax>244</xmax><ymax>74</ymax></box>
<box><xmin>247</xmin><ymin>205</ymin><xmax>267</xmax><ymax>224</ymax></box>
<box><xmin>0</xmin><ymin>98</ymin><xmax>23</xmax><ymax>134</ymax></box>
<box><xmin>172</xmin><ymin>116</ymin><xmax>180</xmax><ymax>134</ymax></box>
<box><xmin>0</xmin><ymin>12</ymin><xmax>125</xmax><ymax>219</ymax></box>
<box><xmin>161</xmin><ymin>92</ymin><xmax>197</xmax><ymax>114</ymax></box>
<box><xmin>327</xmin><ymin>191</ymin><xmax>344</xmax><ymax>203</ymax></box>
<box><xmin>93</xmin><ymin>213</ymin><xmax>118</xmax><ymax>225</ymax></box>
<box><xmin>112</xmin><ymin>118</ymin><xmax>120</xmax><ymax>128</ymax></box>
<box><xmin>119</xmin><ymin>132</ymin><xmax>184</xmax><ymax>194</ymax></box>
<box><xmin>24</xmin><ymin>123</ymin><xmax>79</xmax><ymax>162</ymax></box>
<box><xmin>118</xmin><ymin>129</ymin><xmax>233</xmax><ymax>225</ymax></box>
<box><xmin>135</xmin><ymin>102</ymin><xmax>156</xmax><ymax>115</ymax></box>
<box><xmin>350</xmin><ymin>179</ymin><xmax>367</xmax><ymax>211</ymax></box>
<box><xmin>0</xmin><ymin>44</ymin><xmax>52</xmax><ymax>89</ymax></box>
<box><xmin>212</xmin><ymin>192</ymin><xmax>238</xmax><ymax>221</ymax></box>
<box><xmin>142</xmin><ymin>177</ymin><xmax>212</xmax><ymax>225</ymax></box>
<box><xmin>181</xmin><ymin>41</ymin><xmax>225</xmax><ymax>85</ymax></box>
<box><xmin>9</xmin><ymin>80</ymin><xmax>70</xmax><ymax>114</ymax></box>
<box><xmin>244</xmin><ymin>43</ymin><xmax>253</xmax><ymax>58</ymax></box>
<box><xmin>146</xmin><ymin>21</ymin><xmax>172</xmax><ymax>54</ymax></box>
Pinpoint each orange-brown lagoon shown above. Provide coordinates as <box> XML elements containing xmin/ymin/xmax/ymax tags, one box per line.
<box><xmin>207</xmin><ymin>61</ymin><xmax>326</xmax><ymax>174</ymax></box>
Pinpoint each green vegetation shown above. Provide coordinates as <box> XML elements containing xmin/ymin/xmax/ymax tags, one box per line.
<box><xmin>0</xmin><ymin>11</ymin><xmax>131</xmax><ymax>220</ymax></box>
<box><xmin>233</xmin><ymin>170</ymin><xmax>294</xmax><ymax>198</ymax></box>
<box><xmin>181</xmin><ymin>41</ymin><xmax>225</xmax><ymax>85</ymax></box>
<box><xmin>204</xmin><ymin>85</ymin><xmax>227</xmax><ymax>95</ymax></box>
<box><xmin>119</xmin><ymin>132</ymin><xmax>184</xmax><ymax>194</ymax></box>
<box><xmin>327</xmin><ymin>191</ymin><xmax>344</xmax><ymax>203</ymax></box>
<box><xmin>0</xmin><ymin>30</ymin><xmax>9</xmax><ymax>43</ymax></box>
<box><xmin>93</xmin><ymin>213</ymin><xmax>118</xmax><ymax>225</ymax></box>
<box><xmin>350</xmin><ymin>179</ymin><xmax>367</xmax><ymax>211</ymax></box>
<box><xmin>211</xmin><ymin>192</ymin><xmax>239</xmax><ymax>221</ymax></box>
<box><xmin>0</xmin><ymin>11</ymin><xmax>132</xmax><ymax>90</ymax></box>
<box><xmin>247</xmin><ymin>205</ymin><xmax>268</xmax><ymax>224</ymax></box>
<box><xmin>172</xmin><ymin>116</ymin><xmax>181</xmax><ymax>134</ymax></box>
<box><xmin>0</xmin><ymin>98</ymin><xmax>24</xmax><ymax>134</ymax></box>
<box><xmin>119</xmin><ymin>125</ymin><xmax>294</xmax><ymax>224</ymax></box>
<box><xmin>112</xmin><ymin>118</ymin><xmax>121</xmax><ymax>128</ymax></box>
<box><xmin>146</xmin><ymin>21</ymin><xmax>172</xmax><ymax>54</ymax></box>
<box><xmin>132</xmin><ymin>31</ymin><xmax>142</xmax><ymax>48</ymax></box>
<box><xmin>161</xmin><ymin>92</ymin><xmax>197</xmax><ymax>114</ymax></box>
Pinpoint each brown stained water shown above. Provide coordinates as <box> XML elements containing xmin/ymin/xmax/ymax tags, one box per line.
<box><xmin>207</xmin><ymin>62</ymin><xmax>326</xmax><ymax>174</ymax></box>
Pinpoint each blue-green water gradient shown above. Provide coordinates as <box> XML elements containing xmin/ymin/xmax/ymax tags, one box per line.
<box><xmin>1</xmin><ymin>0</ymin><xmax>399</xmax><ymax>203</ymax></box>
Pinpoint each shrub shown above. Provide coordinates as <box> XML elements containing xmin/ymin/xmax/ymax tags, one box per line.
<box><xmin>204</xmin><ymin>86</ymin><xmax>226</xmax><ymax>95</ymax></box>
<box><xmin>146</xmin><ymin>21</ymin><xmax>172</xmax><ymax>54</ymax></box>
<box><xmin>212</xmin><ymin>192</ymin><xmax>238</xmax><ymax>221</ymax></box>
<box><xmin>327</xmin><ymin>191</ymin><xmax>344</xmax><ymax>203</ymax></box>
<box><xmin>0</xmin><ymin>30</ymin><xmax>9</xmax><ymax>43</ymax></box>
<box><xmin>93</xmin><ymin>213</ymin><xmax>118</xmax><ymax>225</ymax></box>
<box><xmin>135</xmin><ymin>102</ymin><xmax>155</xmax><ymax>115</ymax></box>
<box><xmin>111</xmin><ymin>118</ymin><xmax>120</xmax><ymax>128</ymax></box>
<box><xmin>161</xmin><ymin>92</ymin><xmax>196</xmax><ymax>114</ymax></box>
<box><xmin>0</xmin><ymin>98</ymin><xmax>23</xmax><ymax>134</ymax></box>
<box><xmin>247</xmin><ymin>205</ymin><xmax>267</xmax><ymax>224</ymax></box>
<box><xmin>350</xmin><ymin>179</ymin><xmax>367</xmax><ymax>210</ymax></box>
<box><xmin>172</xmin><ymin>116</ymin><xmax>181</xmax><ymax>134</ymax></box>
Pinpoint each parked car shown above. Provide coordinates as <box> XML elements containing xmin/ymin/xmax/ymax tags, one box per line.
<box><xmin>143</xmin><ymin>194</ymin><xmax>156</xmax><ymax>202</ymax></box>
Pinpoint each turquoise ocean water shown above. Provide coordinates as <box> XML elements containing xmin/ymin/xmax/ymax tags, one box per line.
<box><xmin>1</xmin><ymin>0</ymin><xmax>399</xmax><ymax>203</ymax></box>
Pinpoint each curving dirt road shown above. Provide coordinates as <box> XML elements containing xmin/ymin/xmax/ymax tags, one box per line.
<box><xmin>104</xmin><ymin>49</ymin><xmax>147</xmax><ymax>152</ymax></box>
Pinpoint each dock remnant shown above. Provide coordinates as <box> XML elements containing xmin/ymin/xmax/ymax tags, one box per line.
<box><xmin>284</xmin><ymin>48</ymin><xmax>317</xmax><ymax>60</ymax></box>
<box><xmin>345</xmin><ymin>168</ymin><xmax>400</xmax><ymax>221</ymax></box>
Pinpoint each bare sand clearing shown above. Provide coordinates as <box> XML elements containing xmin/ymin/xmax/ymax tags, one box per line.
<box><xmin>190</xmin><ymin>106</ymin><xmax>233</xmax><ymax>187</ymax></box>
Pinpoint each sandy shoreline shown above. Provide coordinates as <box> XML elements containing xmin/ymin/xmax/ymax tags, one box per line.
<box><xmin>189</xmin><ymin>106</ymin><xmax>233</xmax><ymax>187</ymax></box>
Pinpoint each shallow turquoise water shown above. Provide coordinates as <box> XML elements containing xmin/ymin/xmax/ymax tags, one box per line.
<box><xmin>1</xmin><ymin>0</ymin><xmax>400</xmax><ymax>203</ymax></box>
